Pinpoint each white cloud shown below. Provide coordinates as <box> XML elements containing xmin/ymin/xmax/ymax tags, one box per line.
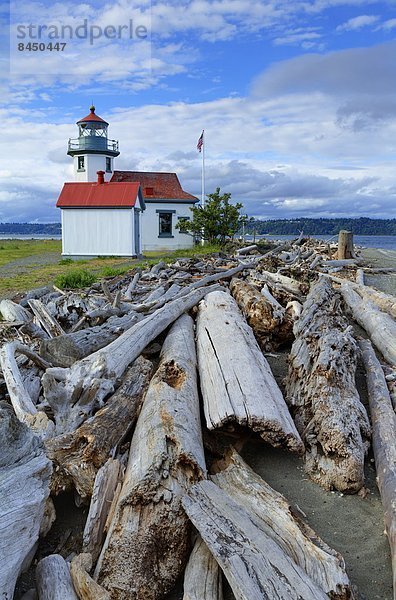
<box><xmin>336</xmin><ymin>14</ymin><xmax>379</xmax><ymax>32</ymax></box>
<box><xmin>273</xmin><ymin>31</ymin><xmax>322</xmax><ymax>47</ymax></box>
<box><xmin>2</xmin><ymin>34</ymin><xmax>396</xmax><ymax>221</ymax></box>
<box><xmin>379</xmin><ymin>18</ymin><xmax>396</xmax><ymax>30</ymax></box>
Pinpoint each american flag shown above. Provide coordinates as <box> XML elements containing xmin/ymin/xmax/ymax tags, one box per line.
<box><xmin>197</xmin><ymin>131</ymin><xmax>204</xmax><ymax>152</ymax></box>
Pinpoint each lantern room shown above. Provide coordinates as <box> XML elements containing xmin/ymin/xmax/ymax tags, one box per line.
<box><xmin>67</xmin><ymin>106</ymin><xmax>120</xmax><ymax>182</ymax></box>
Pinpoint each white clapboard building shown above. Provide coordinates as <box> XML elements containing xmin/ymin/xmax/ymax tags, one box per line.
<box><xmin>57</xmin><ymin>106</ymin><xmax>199</xmax><ymax>257</ymax></box>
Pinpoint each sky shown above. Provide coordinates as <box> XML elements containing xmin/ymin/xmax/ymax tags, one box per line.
<box><xmin>1</xmin><ymin>0</ymin><xmax>396</xmax><ymax>223</ymax></box>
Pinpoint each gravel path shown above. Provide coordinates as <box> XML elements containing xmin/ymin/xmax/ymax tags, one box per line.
<box><xmin>0</xmin><ymin>252</ymin><xmax>61</xmax><ymax>277</ymax></box>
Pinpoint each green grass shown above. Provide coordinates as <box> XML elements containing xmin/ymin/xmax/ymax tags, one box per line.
<box><xmin>100</xmin><ymin>265</ymin><xmax>132</xmax><ymax>278</ymax></box>
<box><xmin>0</xmin><ymin>241</ymin><xmax>222</xmax><ymax>297</ymax></box>
<box><xmin>0</xmin><ymin>239</ymin><xmax>61</xmax><ymax>267</ymax></box>
<box><xmin>54</xmin><ymin>269</ymin><xmax>97</xmax><ymax>289</ymax></box>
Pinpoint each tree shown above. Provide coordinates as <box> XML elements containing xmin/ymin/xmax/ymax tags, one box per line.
<box><xmin>177</xmin><ymin>188</ymin><xmax>244</xmax><ymax>244</ymax></box>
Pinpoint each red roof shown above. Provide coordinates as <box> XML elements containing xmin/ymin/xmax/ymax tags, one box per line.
<box><xmin>111</xmin><ymin>171</ymin><xmax>198</xmax><ymax>202</ymax></box>
<box><xmin>56</xmin><ymin>182</ymin><xmax>141</xmax><ymax>208</ymax></box>
<box><xmin>77</xmin><ymin>106</ymin><xmax>108</xmax><ymax>125</ymax></box>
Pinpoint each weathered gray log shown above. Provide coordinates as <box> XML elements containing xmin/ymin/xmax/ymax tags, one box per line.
<box><xmin>36</xmin><ymin>554</ymin><xmax>78</xmax><ymax>600</ymax></box>
<box><xmin>96</xmin><ymin>314</ymin><xmax>206</xmax><ymax>600</ymax></box>
<box><xmin>0</xmin><ymin>341</ymin><xmax>54</xmax><ymax>438</ymax></box>
<box><xmin>286</xmin><ymin>278</ymin><xmax>370</xmax><ymax>492</ymax></box>
<box><xmin>309</xmin><ymin>254</ymin><xmax>322</xmax><ymax>269</ymax></box>
<box><xmin>83</xmin><ymin>458</ymin><xmax>121</xmax><ymax>562</ymax></box>
<box><xmin>101</xmin><ymin>281</ymin><xmax>114</xmax><ymax>304</ymax></box>
<box><xmin>28</xmin><ymin>298</ymin><xmax>65</xmax><ymax>337</ymax></box>
<box><xmin>341</xmin><ymin>282</ymin><xmax>396</xmax><ymax>365</ymax></box>
<box><xmin>46</xmin><ymin>356</ymin><xmax>153</xmax><ymax>498</ymax></box>
<box><xmin>356</xmin><ymin>268</ymin><xmax>365</xmax><ymax>285</ymax></box>
<box><xmin>133</xmin><ymin>262</ymin><xmax>257</xmax><ymax>316</ymax></box>
<box><xmin>339</xmin><ymin>279</ymin><xmax>396</xmax><ymax>321</ymax></box>
<box><xmin>196</xmin><ymin>291</ymin><xmax>303</xmax><ymax>453</ymax></box>
<box><xmin>183</xmin><ymin>536</ymin><xmax>223</xmax><ymax>600</ymax></box>
<box><xmin>20</xmin><ymin>321</ymin><xmax>50</xmax><ymax>340</ymax></box>
<box><xmin>230</xmin><ymin>278</ymin><xmax>293</xmax><ymax>350</ymax></box>
<box><xmin>236</xmin><ymin>244</ymin><xmax>257</xmax><ymax>256</ymax></box>
<box><xmin>0</xmin><ymin>402</ymin><xmax>52</xmax><ymax>599</ymax></box>
<box><xmin>248</xmin><ymin>270</ymin><xmax>304</xmax><ymax>300</ymax></box>
<box><xmin>40</xmin><ymin>311</ymin><xmax>142</xmax><ymax>367</ymax></box>
<box><xmin>321</xmin><ymin>259</ymin><xmax>357</xmax><ymax>268</ymax></box>
<box><xmin>124</xmin><ymin>270</ymin><xmax>141</xmax><ymax>300</ymax></box>
<box><xmin>182</xmin><ymin>479</ymin><xmax>329</xmax><ymax>600</ymax></box>
<box><xmin>20</xmin><ymin>285</ymin><xmax>52</xmax><ymax>307</ymax></box>
<box><xmin>359</xmin><ymin>339</ymin><xmax>396</xmax><ymax>597</ymax></box>
<box><xmin>70</xmin><ymin>554</ymin><xmax>110</xmax><ymax>600</ymax></box>
<box><xmin>42</xmin><ymin>283</ymin><xmax>221</xmax><ymax>435</ymax></box>
<box><xmin>0</xmin><ymin>299</ymin><xmax>31</xmax><ymax>322</ymax></box>
<box><xmin>212</xmin><ymin>449</ymin><xmax>354</xmax><ymax>599</ymax></box>
<box><xmin>337</xmin><ymin>230</ymin><xmax>354</xmax><ymax>259</ymax></box>
<box><xmin>112</xmin><ymin>290</ymin><xmax>122</xmax><ymax>308</ymax></box>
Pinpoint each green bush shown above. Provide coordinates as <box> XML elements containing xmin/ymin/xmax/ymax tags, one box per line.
<box><xmin>55</xmin><ymin>269</ymin><xmax>97</xmax><ymax>289</ymax></box>
<box><xmin>59</xmin><ymin>258</ymin><xmax>73</xmax><ymax>265</ymax></box>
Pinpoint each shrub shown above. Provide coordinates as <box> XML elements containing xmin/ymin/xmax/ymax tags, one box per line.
<box><xmin>55</xmin><ymin>269</ymin><xmax>97</xmax><ymax>289</ymax></box>
<box><xmin>59</xmin><ymin>258</ymin><xmax>73</xmax><ymax>265</ymax></box>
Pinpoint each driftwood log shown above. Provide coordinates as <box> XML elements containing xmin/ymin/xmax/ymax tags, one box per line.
<box><xmin>248</xmin><ymin>269</ymin><xmax>305</xmax><ymax>300</ymax></box>
<box><xmin>39</xmin><ymin>311</ymin><xmax>142</xmax><ymax>367</ymax></box>
<box><xmin>325</xmin><ymin>274</ymin><xmax>396</xmax><ymax>319</ymax></box>
<box><xmin>96</xmin><ymin>314</ymin><xmax>207</xmax><ymax>599</ymax></box>
<box><xmin>286</xmin><ymin>277</ymin><xmax>371</xmax><ymax>492</ymax></box>
<box><xmin>0</xmin><ymin>299</ymin><xmax>31</xmax><ymax>323</ymax></box>
<box><xmin>36</xmin><ymin>554</ymin><xmax>78</xmax><ymax>600</ymax></box>
<box><xmin>337</xmin><ymin>230</ymin><xmax>354</xmax><ymax>259</ymax></box>
<box><xmin>183</xmin><ymin>479</ymin><xmax>331</xmax><ymax>600</ymax></box>
<box><xmin>341</xmin><ymin>282</ymin><xmax>396</xmax><ymax>365</ymax></box>
<box><xmin>46</xmin><ymin>356</ymin><xmax>153</xmax><ymax>498</ymax></box>
<box><xmin>183</xmin><ymin>536</ymin><xmax>223</xmax><ymax>600</ymax></box>
<box><xmin>196</xmin><ymin>291</ymin><xmax>303</xmax><ymax>453</ymax></box>
<box><xmin>230</xmin><ymin>277</ymin><xmax>293</xmax><ymax>350</ymax></box>
<box><xmin>0</xmin><ymin>342</ymin><xmax>53</xmax><ymax>435</ymax></box>
<box><xmin>70</xmin><ymin>553</ymin><xmax>110</xmax><ymax>600</ymax></box>
<box><xmin>212</xmin><ymin>450</ymin><xmax>354</xmax><ymax>598</ymax></box>
<box><xmin>28</xmin><ymin>298</ymin><xmax>65</xmax><ymax>337</ymax></box>
<box><xmin>42</xmin><ymin>283</ymin><xmax>221</xmax><ymax>434</ymax></box>
<box><xmin>0</xmin><ymin>402</ymin><xmax>52</xmax><ymax>599</ymax></box>
<box><xmin>82</xmin><ymin>458</ymin><xmax>121</xmax><ymax>562</ymax></box>
<box><xmin>359</xmin><ymin>340</ymin><xmax>396</xmax><ymax>597</ymax></box>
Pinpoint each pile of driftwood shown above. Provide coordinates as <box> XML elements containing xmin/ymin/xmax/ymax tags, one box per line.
<box><xmin>1</xmin><ymin>231</ymin><xmax>396</xmax><ymax>600</ymax></box>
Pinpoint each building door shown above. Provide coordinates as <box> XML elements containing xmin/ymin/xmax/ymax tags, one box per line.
<box><xmin>134</xmin><ymin>209</ymin><xmax>141</xmax><ymax>255</ymax></box>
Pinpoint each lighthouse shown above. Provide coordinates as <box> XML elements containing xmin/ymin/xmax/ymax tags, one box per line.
<box><xmin>67</xmin><ymin>105</ymin><xmax>119</xmax><ymax>182</ymax></box>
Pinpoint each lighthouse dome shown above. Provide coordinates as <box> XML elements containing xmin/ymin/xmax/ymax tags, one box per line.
<box><xmin>76</xmin><ymin>105</ymin><xmax>109</xmax><ymax>126</ymax></box>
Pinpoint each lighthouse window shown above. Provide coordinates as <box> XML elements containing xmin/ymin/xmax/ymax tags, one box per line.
<box><xmin>157</xmin><ymin>210</ymin><xmax>174</xmax><ymax>237</ymax></box>
<box><xmin>77</xmin><ymin>156</ymin><xmax>85</xmax><ymax>171</ymax></box>
<box><xmin>106</xmin><ymin>157</ymin><xmax>112</xmax><ymax>172</ymax></box>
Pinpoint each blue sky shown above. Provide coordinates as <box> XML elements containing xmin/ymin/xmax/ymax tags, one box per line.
<box><xmin>1</xmin><ymin>0</ymin><xmax>396</xmax><ymax>222</ymax></box>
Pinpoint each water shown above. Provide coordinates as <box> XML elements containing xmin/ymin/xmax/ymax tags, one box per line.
<box><xmin>0</xmin><ymin>233</ymin><xmax>395</xmax><ymax>250</ymax></box>
<box><xmin>245</xmin><ymin>234</ymin><xmax>396</xmax><ymax>251</ymax></box>
<box><xmin>0</xmin><ymin>234</ymin><xmax>61</xmax><ymax>240</ymax></box>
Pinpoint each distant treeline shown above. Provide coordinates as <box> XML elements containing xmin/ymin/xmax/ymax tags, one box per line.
<box><xmin>247</xmin><ymin>218</ymin><xmax>396</xmax><ymax>236</ymax></box>
<box><xmin>0</xmin><ymin>222</ymin><xmax>61</xmax><ymax>234</ymax></box>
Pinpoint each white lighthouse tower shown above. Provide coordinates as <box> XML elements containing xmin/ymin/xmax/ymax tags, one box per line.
<box><xmin>67</xmin><ymin>105</ymin><xmax>120</xmax><ymax>182</ymax></box>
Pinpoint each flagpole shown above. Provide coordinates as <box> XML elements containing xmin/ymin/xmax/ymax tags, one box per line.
<box><xmin>201</xmin><ymin>130</ymin><xmax>205</xmax><ymax>208</ymax></box>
